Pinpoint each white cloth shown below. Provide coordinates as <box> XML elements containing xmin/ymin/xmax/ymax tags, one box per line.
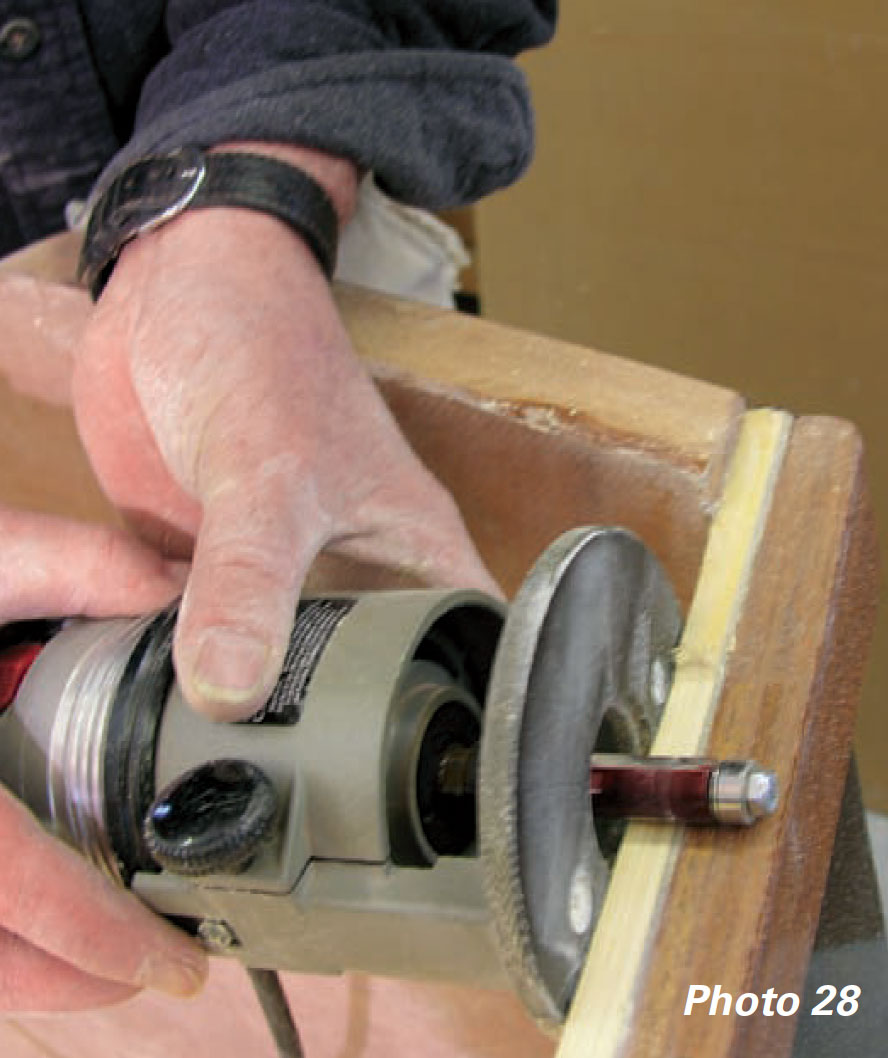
<box><xmin>335</xmin><ymin>176</ymin><xmax>469</xmax><ymax>309</ymax></box>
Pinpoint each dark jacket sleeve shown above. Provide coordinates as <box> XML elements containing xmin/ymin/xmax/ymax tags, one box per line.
<box><xmin>103</xmin><ymin>1</ymin><xmax>557</xmax><ymax>209</ymax></box>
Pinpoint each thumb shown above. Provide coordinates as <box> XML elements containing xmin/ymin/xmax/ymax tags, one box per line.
<box><xmin>172</xmin><ymin>463</ymin><xmax>325</xmax><ymax>721</ymax></box>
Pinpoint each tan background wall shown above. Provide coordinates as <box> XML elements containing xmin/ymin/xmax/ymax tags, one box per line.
<box><xmin>476</xmin><ymin>0</ymin><xmax>888</xmax><ymax>809</ymax></box>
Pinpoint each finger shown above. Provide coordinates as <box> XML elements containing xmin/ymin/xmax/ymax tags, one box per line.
<box><xmin>1</xmin><ymin>507</ymin><xmax>187</xmax><ymax>621</ymax></box>
<box><xmin>0</xmin><ymin>788</ymin><xmax>206</xmax><ymax>998</ymax></box>
<box><xmin>173</xmin><ymin>460</ymin><xmax>326</xmax><ymax>721</ymax></box>
<box><xmin>0</xmin><ymin>930</ymin><xmax>137</xmax><ymax>1013</ymax></box>
<box><xmin>0</xmin><ymin>275</ymin><xmax>90</xmax><ymax>405</ymax></box>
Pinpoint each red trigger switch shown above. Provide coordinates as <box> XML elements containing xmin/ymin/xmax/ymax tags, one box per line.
<box><xmin>0</xmin><ymin>643</ymin><xmax>43</xmax><ymax>712</ymax></box>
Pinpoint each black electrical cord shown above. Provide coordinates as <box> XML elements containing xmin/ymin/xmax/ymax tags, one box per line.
<box><xmin>248</xmin><ymin>968</ymin><xmax>305</xmax><ymax>1058</ymax></box>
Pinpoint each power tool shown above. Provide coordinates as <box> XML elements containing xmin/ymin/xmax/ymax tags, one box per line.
<box><xmin>0</xmin><ymin>527</ymin><xmax>778</xmax><ymax>1055</ymax></box>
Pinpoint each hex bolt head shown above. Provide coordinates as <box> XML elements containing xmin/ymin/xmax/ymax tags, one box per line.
<box><xmin>745</xmin><ymin>767</ymin><xmax>779</xmax><ymax>819</ymax></box>
<box><xmin>198</xmin><ymin>919</ymin><xmax>237</xmax><ymax>951</ymax></box>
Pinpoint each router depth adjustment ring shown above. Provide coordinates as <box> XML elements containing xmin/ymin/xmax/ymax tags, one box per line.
<box><xmin>478</xmin><ymin>527</ymin><xmax>683</xmax><ymax>1031</ymax></box>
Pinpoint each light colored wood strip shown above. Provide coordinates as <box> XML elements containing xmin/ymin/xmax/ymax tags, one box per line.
<box><xmin>655</xmin><ymin>408</ymin><xmax>791</xmax><ymax>754</ymax></box>
<box><xmin>556</xmin><ymin>408</ymin><xmax>791</xmax><ymax>1058</ymax></box>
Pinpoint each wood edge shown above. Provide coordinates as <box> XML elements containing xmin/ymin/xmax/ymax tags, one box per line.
<box><xmin>0</xmin><ymin>230</ymin><xmax>81</xmax><ymax>282</ymax></box>
<box><xmin>701</xmin><ymin>402</ymin><xmax>746</xmax><ymax>508</ymax></box>
<box><xmin>555</xmin><ymin>409</ymin><xmax>792</xmax><ymax>1058</ymax></box>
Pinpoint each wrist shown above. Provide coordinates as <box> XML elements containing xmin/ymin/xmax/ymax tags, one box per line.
<box><xmin>117</xmin><ymin>204</ymin><xmax>336</xmax><ymax>288</ymax></box>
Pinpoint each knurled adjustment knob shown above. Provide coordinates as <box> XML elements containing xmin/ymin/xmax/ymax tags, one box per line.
<box><xmin>144</xmin><ymin>759</ymin><xmax>277</xmax><ymax>876</ymax></box>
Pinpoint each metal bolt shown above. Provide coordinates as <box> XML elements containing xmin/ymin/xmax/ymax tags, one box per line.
<box><xmin>437</xmin><ymin>744</ymin><xmax>478</xmax><ymax>798</ymax></box>
<box><xmin>198</xmin><ymin>919</ymin><xmax>237</xmax><ymax>951</ymax></box>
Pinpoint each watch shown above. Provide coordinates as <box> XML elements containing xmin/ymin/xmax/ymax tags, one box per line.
<box><xmin>78</xmin><ymin>146</ymin><xmax>339</xmax><ymax>299</ymax></box>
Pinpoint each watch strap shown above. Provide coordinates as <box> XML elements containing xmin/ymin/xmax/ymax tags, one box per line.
<box><xmin>79</xmin><ymin>149</ymin><xmax>339</xmax><ymax>299</ymax></box>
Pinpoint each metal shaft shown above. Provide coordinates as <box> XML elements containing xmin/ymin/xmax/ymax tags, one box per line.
<box><xmin>590</xmin><ymin>754</ymin><xmax>779</xmax><ymax>826</ymax></box>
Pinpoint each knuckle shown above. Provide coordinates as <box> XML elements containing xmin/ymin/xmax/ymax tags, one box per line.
<box><xmin>202</xmin><ymin>540</ymin><xmax>292</xmax><ymax>587</ymax></box>
<box><xmin>93</xmin><ymin>524</ymin><xmax>124</xmax><ymax>570</ymax></box>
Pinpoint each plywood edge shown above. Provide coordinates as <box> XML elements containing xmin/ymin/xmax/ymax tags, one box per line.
<box><xmin>556</xmin><ymin>408</ymin><xmax>792</xmax><ymax>1058</ymax></box>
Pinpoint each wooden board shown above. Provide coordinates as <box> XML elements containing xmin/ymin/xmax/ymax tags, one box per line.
<box><xmin>0</xmin><ymin>236</ymin><xmax>878</xmax><ymax>1057</ymax></box>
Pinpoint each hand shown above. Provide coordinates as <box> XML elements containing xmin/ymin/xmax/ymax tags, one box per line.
<box><xmin>69</xmin><ymin>147</ymin><xmax>499</xmax><ymax>722</ymax></box>
<box><xmin>0</xmin><ymin>507</ymin><xmax>207</xmax><ymax>1011</ymax></box>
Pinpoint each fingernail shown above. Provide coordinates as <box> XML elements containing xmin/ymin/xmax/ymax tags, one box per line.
<box><xmin>192</xmin><ymin>628</ymin><xmax>270</xmax><ymax>703</ymax></box>
<box><xmin>140</xmin><ymin>953</ymin><xmax>208</xmax><ymax>998</ymax></box>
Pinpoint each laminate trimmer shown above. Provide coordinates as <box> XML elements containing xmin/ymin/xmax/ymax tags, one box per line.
<box><xmin>0</xmin><ymin>527</ymin><xmax>778</xmax><ymax>1054</ymax></box>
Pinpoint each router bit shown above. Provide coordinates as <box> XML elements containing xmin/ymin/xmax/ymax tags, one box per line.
<box><xmin>590</xmin><ymin>755</ymin><xmax>779</xmax><ymax>825</ymax></box>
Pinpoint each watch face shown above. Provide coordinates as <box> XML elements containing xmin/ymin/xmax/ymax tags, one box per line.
<box><xmin>79</xmin><ymin>147</ymin><xmax>207</xmax><ymax>294</ymax></box>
